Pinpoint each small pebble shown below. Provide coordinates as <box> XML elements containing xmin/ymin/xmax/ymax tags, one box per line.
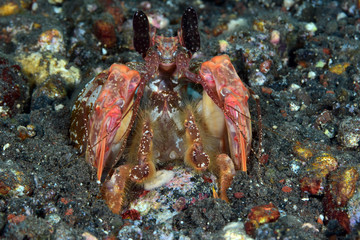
<box><xmin>55</xmin><ymin>104</ymin><xmax>64</xmax><ymax>111</ymax></box>
<box><xmin>48</xmin><ymin>0</ymin><xmax>64</xmax><ymax>4</ymax></box>
<box><xmin>3</xmin><ymin>143</ymin><xmax>10</xmax><ymax>151</ymax></box>
<box><xmin>32</xmin><ymin>2</ymin><xmax>38</xmax><ymax>11</ymax></box>
<box><xmin>270</xmin><ymin>30</ymin><xmax>280</xmax><ymax>45</ymax></box>
<box><xmin>227</xmin><ymin>18</ymin><xmax>247</xmax><ymax>32</ymax></box>
<box><xmin>308</xmin><ymin>71</ymin><xmax>316</xmax><ymax>79</ymax></box>
<box><xmin>53</xmin><ymin>7</ymin><xmax>62</xmax><ymax>14</ymax></box>
<box><xmin>219</xmin><ymin>40</ymin><xmax>230</xmax><ymax>52</ymax></box>
<box><xmin>315</xmin><ymin>60</ymin><xmax>326</xmax><ymax>68</ymax></box>
<box><xmin>148</xmin><ymin>13</ymin><xmax>169</xmax><ymax>29</ymax></box>
<box><xmin>260</xmin><ymin>60</ymin><xmax>272</xmax><ymax>74</ymax></box>
<box><xmin>305</xmin><ymin>22</ymin><xmax>317</xmax><ymax>33</ymax></box>
<box><xmin>245</xmin><ymin>203</ymin><xmax>280</xmax><ymax>236</ymax></box>
<box><xmin>102</xmin><ymin>48</ymin><xmax>107</xmax><ymax>55</ymax></box>
<box><xmin>289</xmin><ymin>102</ymin><xmax>300</xmax><ymax>111</ymax></box>
<box><xmin>338</xmin><ymin>117</ymin><xmax>360</xmax><ymax>148</ymax></box>
<box><xmin>288</xmin><ymin>83</ymin><xmax>300</xmax><ymax>92</ymax></box>
<box><xmin>337</xmin><ymin>12</ymin><xmax>347</xmax><ymax>21</ymax></box>
<box><xmin>283</xmin><ymin>0</ymin><xmax>295</xmax><ymax>10</ymax></box>
<box><xmin>250</xmin><ymin>72</ymin><xmax>267</xmax><ymax>86</ymax></box>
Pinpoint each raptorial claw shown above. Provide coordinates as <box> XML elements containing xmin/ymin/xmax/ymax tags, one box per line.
<box><xmin>200</xmin><ymin>55</ymin><xmax>252</xmax><ymax>171</ymax></box>
<box><xmin>87</xmin><ymin>64</ymin><xmax>141</xmax><ymax>181</ymax></box>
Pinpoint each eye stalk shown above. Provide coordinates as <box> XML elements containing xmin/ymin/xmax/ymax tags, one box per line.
<box><xmin>133</xmin><ymin>7</ymin><xmax>200</xmax><ymax>62</ymax></box>
<box><xmin>133</xmin><ymin>11</ymin><xmax>150</xmax><ymax>58</ymax></box>
<box><xmin>179</xmin><ymin>7</ymin><xmax>201</xmax><ymax>54</ymax></box>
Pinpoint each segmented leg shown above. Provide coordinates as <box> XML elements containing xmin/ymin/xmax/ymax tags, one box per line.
<box><xmin>184</xmin><ymin>110</ymin><xmax>210</xmax><ymax>171</ymax></box>
<box><xmin>101</xmin><ymin>118</ymin><xmax>156</xmax><ymax>214</ymax></box>
<box><xmin>129</xmin><ymin>119</ymin><xmax>156</xmax><ymax>183</ymax></box>
<box><xmin>184</xmin><ymin>108</ymin><xmax>235</xmax><ymax>201</ymax></box>
<box><xmin>101</xmin><ymin>164</ymin><xmax>131</xmax><ymax>214</ymax></box>
<box><xmin>210</xmin><ymin>154</ymin><xmax>236</xmax><ymax>202</ymax></box>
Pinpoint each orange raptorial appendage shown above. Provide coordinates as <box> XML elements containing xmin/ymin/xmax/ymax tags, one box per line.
<box><xmin>199</xmin><ymin>55</ymin><xmax>252</xmax><ymax>171</ymax></box>
<box><xmin>86</xmin><ymin>63</ymin><xmax>141</xmax><ymax>181</ymax></box>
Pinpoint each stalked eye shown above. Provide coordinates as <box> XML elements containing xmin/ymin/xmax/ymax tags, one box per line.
<box><xmin>133</xmin><ymin>11</ymin><xmax>150</xmax><ymax>58</ymax></box>
<box><xmin>180</xmin><ymin>7</ymin><xmax>200</xmax><ymax>53</ymax></box>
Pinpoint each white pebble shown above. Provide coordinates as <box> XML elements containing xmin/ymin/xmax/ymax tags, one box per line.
<box><xmin>289</xmin><ymin>102</ymin><xmax>300</xmax><ymax>111</ymax></box>
<box><xmin>305</xmin><ymin>22</ymin><xmax>317</xmax><ymax>33</ymax></box>
<box><xmin>53</xmin><ymin>7</ymin><xmax>62</xmax><ymax>14</ymax></box>
<box><xmin>250</xmin><ymin>72</ymin><xmax>267</xmax><ymax>86</ymax></box>
<box><xmin>3</xmin><ymin>143</ymin><xmax>10</xmax><ymax>151</ymax></box>
<box><xmin>227</xmin><ymin>18</ymin><xmax>247</xmax><ymax>32</ymax></box>
<box><xmin>291</xmin><ymin>162</ymin><xmax>300</xmax><ymax>174</ymax></box>
<box><xmin>288</xmin><ymin>83</ymin><xmax>301</xmax><ymax>92</ymax></box>
<box><xmin>54</xmin><ymin>104</ymin><xmax>64</xmax><ymax>111</ymax></box>
<box><xmin>270</xmin><ymin>30</ymin><xmax>280</xmax><ymax>45</ymax></box>
<box><xmin>283</xmin><ymin>0</ymin><xmax>295</xmax><ymax>10</ymax></box>
<box><xmin>308</xmin><ymin>71</ymin><xmax>316</xmax><ymax>79</ymax></box>
<box><xmin>337</xmin><ymin>12</ymin><xmax>347</xmax><ymax>21</ymax></box>
<box><xmin>32</xmin><ymin>2</ymin><xmax>38</xmax><ymax>11</ymax></box>
<box><xmin>144</xmin><ymin>170</ymin><xmax>175</xmax><ymax>190</ymax></box>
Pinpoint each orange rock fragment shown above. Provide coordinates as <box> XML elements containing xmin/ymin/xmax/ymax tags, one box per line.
<box><xmin>317</xmin><ymin>216</ymin><xmax>323</xmax><ymax>225</ymax></box>
<box><xmin>39</xmin><ymin>29</ymin><xmax>62</xmax><ymax>44</ymax></box>
<box><xmin>233</xmin><ymin>192</ymin><xmax>245</xmax><ymax>199</ymax></box>
<box><xmin>300</xmin><ymin>177</ymin><xmax>322</xmax><ymax>195</ymax></box>
<box><xmin>213</xmin><ymin>23</ymin><xmax>228</xmax><ymax>36</ymax></box>
<box><xmin>309</xmin><ymin>153</ymin><xmax>338</xmax><ymax>178</ymax></box>
<box><xmin>323</xmin><ymin>167</ymin><xmax>359</xmax><ymax>233</ymax></box>
<box><xmin>261</xmin><ymin>87</ymin><xmax>273</xmax><ymax>95</ymax></box>
<box><xmin>65</xmin><ymin>208</ymin><xmax>74</xmax><ymax>216</ymax></box>
<box><xmin>329</xmin><ymin>63</ymin><xmax>350</xmax><ymax>75</ymax></box>
<box><xmin>293</xmin><ymin>144</ymin><xmax>313</xmax><ymax>160</ymax></box>
<box><xmin>244</xmin><ymin>203</ymin><xmax>280</xmax><ymax>236</ymax></box>
<box><xmin>328</xmin><ymin>167</ymin><xmax>359</xmax><ymax>207</ymax></box>
<box><xmin>300</xmin><ymin>153</ymin><xmax>338</xmax><ymax>195</ymax></box>
<box><xmin>60</xmin><ymin>197</ymin><xmax>70</xmax><ymax>204</ymax></box>
<box><xmin>253</xmin><ymin>20</ymin><xmax>265</xmax><ymax>32</ymax></box>
<box><xmin>0</xmin><ymin>2</ymin><xmax>19</xmax><ymax>16</ymax></box>
<box><xmin>7</xmin><ymin>214</ymin><xmax>26</xmax><ymax>224</ymax></box>
<box><xmin>280</xmin><ymin>109</ymin><xmax>287</xmax><ymax>117</ymax></box>
<box><xmin>260</xmin><ymin>60</ymin><xmax>272</xmax><ymax>74</ymax></box>
<box><xmin>282</xmin><ymin>186</ymin><xmax>292</xmax><ymax>193</ymax></box>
